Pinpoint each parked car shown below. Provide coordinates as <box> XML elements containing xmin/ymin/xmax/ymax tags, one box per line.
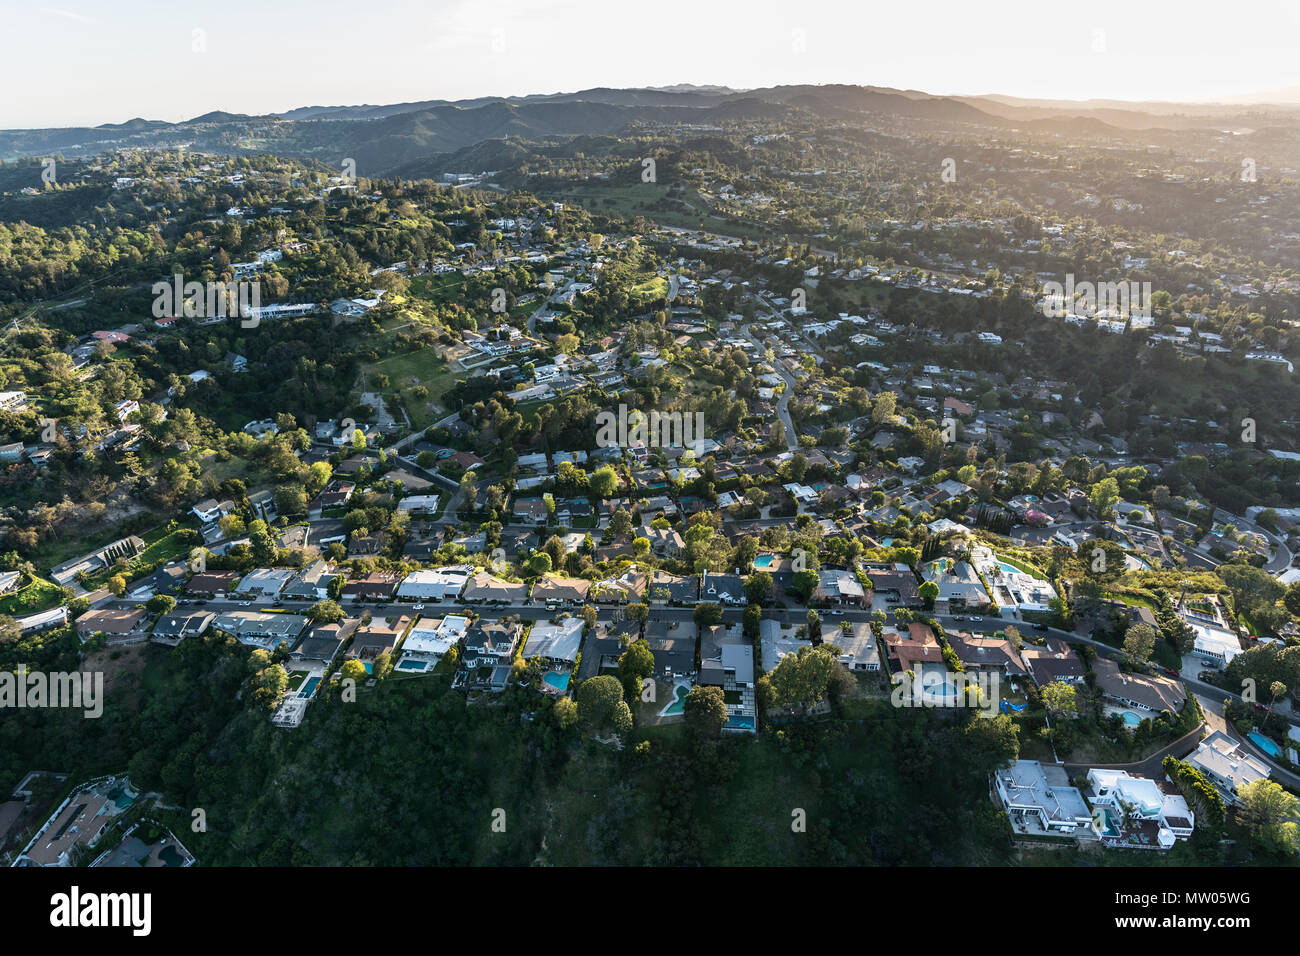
<box><xmin>1163</xmin><ymin>667</ymin><xmax>1179</xmax><ymax>677</ymax></box>
<box><xmin>1032</xmin><ymin>623</ymin><xmax>1048</xmax><ymax>632</ymax></box>
<box><xmin>413</xmin><ymin>604</ymin><xmax>425</xmax><ymax>612</ymax></box>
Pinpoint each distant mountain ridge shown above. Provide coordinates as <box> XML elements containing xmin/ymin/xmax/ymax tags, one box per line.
<box><xmin>3</xmin><ymin>83</ymin><xmax>1298</xmax><ymax>172</ymax></box>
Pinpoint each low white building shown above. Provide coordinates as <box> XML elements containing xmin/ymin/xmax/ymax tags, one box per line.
<box><xmin>1087</xmin><ymin>769</ymin><xmax>1194</xmax><ymax>849</ymax></box>
<box><xmin>397</xmin><ymin>566</ymin><xmax>474</xmax><ymax>601</ymax></box>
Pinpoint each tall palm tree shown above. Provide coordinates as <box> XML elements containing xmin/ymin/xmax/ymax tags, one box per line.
<box><xmin>1265</xmin><ymin>681</ymin><xmax>1288</xmax><ymax>724</ymax></box>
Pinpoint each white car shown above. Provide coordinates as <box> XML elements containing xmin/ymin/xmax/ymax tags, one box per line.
<box><xmin>412</xmin><ymin>604</ymin><xmax>425</xmax><ymax>612</ymax></box>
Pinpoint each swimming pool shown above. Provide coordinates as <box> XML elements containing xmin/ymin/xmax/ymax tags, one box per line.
<box><xmin>397</xmin><ymin>658</ymin><xmax>429</xmax><ymax>672</ymax></box>
<box><xmin>301</xmin><ymin>676</ymin><xmax>320</xmax><ymax>697</ymax></box>
<box><xmin>1249</xmin><ymin>732</ymin><xmax>1281</xmax><ymax>758</ymax></box>
<box><xmin>1121</xmin><ymin>710</ymin><xmax>1141</xmax><ymax>726</ymax></box>
<box><xmin>1095</xmin><ymin>807</ymin><xmax>1121</xmax><ymax>837</ymax></box>
<box><xmin>660</xmin><ymin>682</ymin><xmax>690</xmax><ymax>716</ymax></box>
<box><xmin>753</xmin><ymin>554</ymin><xmax>776</xmax><ymax>569</ymax></box>
<box><xmin>543</xmin><ymin>671</ymin><xmax>570</xmax><ymax>692</ymax></box>
<box><xmin>725</xmin><ymin>715</ymin><xmax>756</xmax><ymax>730</ymax></box>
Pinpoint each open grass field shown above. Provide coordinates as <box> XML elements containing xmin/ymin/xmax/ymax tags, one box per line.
<box><xmin>363</xmin><ymin>348</ymin><xmax>461</xmax><ymax>431</ymax></box>
<box><xmin>548</xmin><ymin>182</ymin><xmax>769</xmax><ymax>240</ymax></box>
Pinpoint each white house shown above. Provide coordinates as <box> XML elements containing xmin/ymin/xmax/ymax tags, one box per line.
<box><xmin>397</xmin><ymin>566</ymin><xmax>474</xmax><ymax>601</ymax></box>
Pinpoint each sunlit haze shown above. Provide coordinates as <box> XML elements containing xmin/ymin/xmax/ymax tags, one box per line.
<box><xmin>7</xmin><ymin>0</ymin><xmax>1300</xmax><ymax>127</ymax></box>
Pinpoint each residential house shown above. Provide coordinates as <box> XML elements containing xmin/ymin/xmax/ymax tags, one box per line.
<box><xmin>1184</xmin><ymin>730</ymin><xmax>1270</xmax><ymax>805</ymax></box>
<box><xmin>76</xmin><ymin>608</ymin><xmax>148</xmax><ymax>644</ymax></box>
<box><xmin>1021</xmin><ymin>638</ymin><xmax>1085</xmax><ymax>685</ymax></box>
<box><xmin>993</xmin><ymin>759</ymin><xmax>1094</xmax><ymax>835</ymax></box>
<box><xmin>1087</xmin><ymin>769</ymin><xmax>1194</xmax><ymax>849</ymax></box>
<box><xmin>1092</xmin><ymin>658</ymin><xmax>1185</xmax><ymax>715</ymax></box>
<box><xmin>460</xmin><ymin>571</ymin><xmax>529</xmax><ymax>604</ymax></box>
<box><xmin>397</xmin><ymin>566</ymin><xmax>473</xmax><ymax>601</ymax></box>
<box><xmin>532</xmin><ymin>576</ymin><xmax>591</xmax><ymax>606</ymax></box>
<box><xmin>523</xmin><ymin>617</ymin><xmax>584</xmax><ymax>665</ymax></box>
<box><xmin>151</xmin><ymin>609</ymin><xmax>216</xmax><ymax>646</ymax></box>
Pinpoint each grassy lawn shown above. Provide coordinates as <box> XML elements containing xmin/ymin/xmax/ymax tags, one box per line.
<box><xmin>408</xmin><ymin>272</ymin><xmax>469</xmax><ymax>303</ymax></box>
<box><xmin>82</xmin><ymin>526</ymin><xmax>197</xmax><ymax>588</ymax></box>
<box><xmin>548</xmin><ymin>182</ymin><xmax>769</xmax><ymax>240</ymax></box>
<box><xmin>364</xmin><ymin>347</ymin><xmax>461</xmax><ymax>431</ymax></box>
<box><xmin>0</xmin><ymin>574</ymin><xmax>63</xmax><ymax>615</ymax></box>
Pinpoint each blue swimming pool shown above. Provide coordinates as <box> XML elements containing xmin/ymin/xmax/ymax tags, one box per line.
<box><xmin>726</xmin><ymin>715</ymin><xmax>755</xmax><ymax>730</ymax></box>
<box><xmin>753</xmin><ymin>554</ymin><xmax>776</xmax><ymax>569</ymax></box>
<box><xmin>301</xmin><ymin>677</ymin><xmax>320</xmax><ymax>697</ymax></box>
<box><xmin>1095</xmin><ymin>807</ymin><xmax>1121</xmax><ymax>837</ymax></box>
<box><xmin>1121</xmin><ymin>710</ymin><xmax>1141</xmax><ymax>726</ymax></box>
<box><xmin>543</xmin><ymin>671</ymin><xmax>570</xmax><ymax>692</ymax></box>
<box><xmin>397</xmin><ymin>659</ymin><xmax>428</xmax><ymax>672</ymax></box>
<box><xmin>1249</xmin><ymin>732</ymin><xmax>1281</xmax><ymax>758</ymax></box>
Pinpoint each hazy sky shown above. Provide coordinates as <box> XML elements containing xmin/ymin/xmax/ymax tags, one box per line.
<box><xmin>7</xmin><ymin>0</ymin><xmax>1300</xmax><ymax>127</ymax></box>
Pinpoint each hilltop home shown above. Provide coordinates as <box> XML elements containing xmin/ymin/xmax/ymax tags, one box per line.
<box><xmin>212</xmin><ymin>612</ymin><xmax>310</xmax><ymax>650</ymax></box>
<box><xmin>292</xmin><ymin>618</ymin><xmax>358</xmax><ymax>662</ymax></box>
<box><xmin>76</xmin><ymin>608</ymin><xmax>148</xmax><ymax>644</ymax></box>
<box><xmin>523</xmin><ymin>617</ymin><xmax>584</xmax><ymax>665</ymax></box>
<box><xmin>399</xmin><ymin>615</ymin><xmax>470</xmax><ymax>671</ymax></box>
<box><xmin>1087</xmin><ymin>769</ymin><xmax>1194</xmax><ymax>849</ymax></box>
<box><xmin>993</xmin><ymin>759</ymin><xmax>1093</xmax><ymax>836</ymax></box>
<box><xmin>1184</xmin><ymin>730</ymin><xmax>1270</xmax><ymax>805</ymax></box>
<box><xmin>151</xmin><ymin>610</ymin><xmax>216</xmax><ymax>646</ymax></box>
<box><xmin>348</xmin><ymin>615</ymin><xmax>412</xmax><ymax>666</ymax></box>
<box><xmin>828</xmin><ymin>621</ymin><xmax>880</xmax><ymax>671</ymax></box>
<box><xmin>464</xmin><ymin>620</ymin><xmax>519</xmax><ymax>666</ymax></box>
<box><xmin>1021</xmin><ymin>638</ymin><xmax>1085</xmax><ymax>686</ymax></box>
<box><xmin>1092</xmin><ymin>658</ymin><xmax>1185</xmax><ymax>714</ymax></box>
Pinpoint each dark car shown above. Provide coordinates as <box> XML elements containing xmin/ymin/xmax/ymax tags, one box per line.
<box><xmin>1033</xmin><ymin>623</ymin><xmax>1048</xmax><ymax>632</ymax></box>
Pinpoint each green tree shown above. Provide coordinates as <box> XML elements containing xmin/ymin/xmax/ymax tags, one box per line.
<box><xmin>683</xmin><ymin>685</ymin><xmax>728</xmax><ymax>737</ymax></box>
<box><xmin>147</xmin><ymin>594</ymin><xmax>177</xmax><ymax>615</ymax></box>
<box><xmin>309</xmin><ymin>599</ymin><xmax>346</xmax><ymax>623</ymax></box>
<box><xmin>1237</xmin><ymin>779</ymin><xmax>1300</xmax><ymax>856</ymax></box>
<box><xmin>617</xmin><ymin>639</ymin><xmax>655</xmax><ymax>701</ymax></box>
<box><xmin>1123</xmin><ymin>623</ymin><xmax>1157</xmax><ymax>662</ymax></box>
<box><xmin>339</xmin><ymin>659</ymin><xmax>368</xmax><ymax>684</ymax></box>
<box><xmin>1089</xmin><ymin>477</ymin><xmax>1120</xmax><ymax>517</ymax></box>
<box><xmin>575</xmin><ymin>674</ymin><xmax>632</xmax><ymax>735</ymax></box>
<box><xmin>1040</xmin><ymin>681</ymin><xmax>1078</xmax><ymax>717</ymax></box>
<box><xmin>745</xmin><ymin>570</ymin><xmax>772</xmax><ymax>605</ymax></box>
<box><xmin>918</xmin><ymin>579</ymin><xmax>939</xmax><ymax>610</ymax></box>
